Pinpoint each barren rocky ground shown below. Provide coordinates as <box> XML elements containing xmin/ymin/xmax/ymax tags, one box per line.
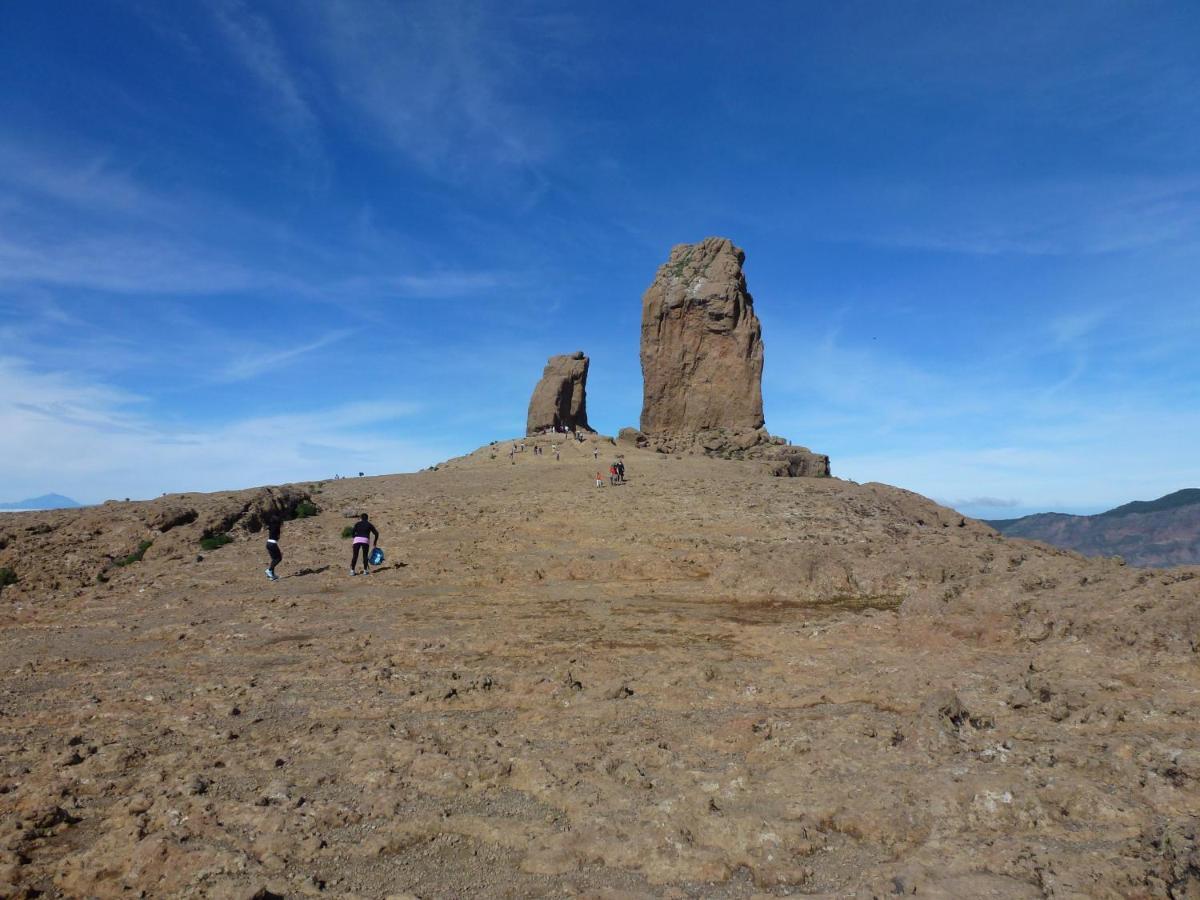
<box><xmin>1</xmin><ymin>434</ymin><xmax>1198</xmax><ymax>898</ymax></box>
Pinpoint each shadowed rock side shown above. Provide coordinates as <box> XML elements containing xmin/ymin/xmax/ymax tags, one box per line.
<box><xmin>526</xmin><ymin>351</ymin><xmax>591</xmax><ymax>435</ymax></box>
<box><xmin>640</xmin><ymin>237</ymin><xmax>764</xmax><ymax>435</ymax></box>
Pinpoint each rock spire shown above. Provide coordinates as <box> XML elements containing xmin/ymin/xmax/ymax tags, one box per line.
<box><xmin>526</xmin><ymin>352</ymin><xmax>591</xmax><ymax>435</ymax></box>
<box><xmin>639</xmin><ymin>237</ymin><xmax>764</xmax><ymax>434</ymax></box>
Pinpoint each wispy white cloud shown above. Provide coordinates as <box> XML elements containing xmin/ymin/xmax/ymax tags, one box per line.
<box><xmin>329</xmin><ymin>271</ymin><xmax>508</xmax><ymax>300</ymax></box>
<box><xmin>0</xmin><ymin>356</ymin><xmax>441</xmax><ymax>502</ymax></box>
<box><xmin>844</xmin><ymin>174</ymin><xmax>1200</xmax><ymax>256</ymax></box>
<box><xmin>310</xmin><ymin>0</ymin><xmax>563</xmax><ymax>183</ymax></box>
<box><xmin>211</xmin><ymin>1</ymin><xmax>321</xmax><ymax>148</ymax></box>
<box><xmin>0</xmin><ymin>138</ymin><xmax>166</xmax><ymax>219</ymax></box>
<box><xmin>766</xmin><ymin>326</ymin><xmax>1200</xmax><ymax>515</ymax></box>
<box><xmin>0</xmin><ymin>137</ymin><xmax>511</xmax><ymax>299</ymax></box>
<box><xmin>0</xmin><ymin>232</ymin><xmax>263</xmax><ymax>294</ymax></box>
<box><xmin>217</xmin><ymin>329</ymin><xmax>355</xmax><ymax>382</ymax></box>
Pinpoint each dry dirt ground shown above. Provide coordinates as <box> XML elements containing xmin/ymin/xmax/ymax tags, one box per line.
<box><xmin>1</xmin><ymin>434</ymin><xmax>1198</xmax><ymax>899</ymax></box>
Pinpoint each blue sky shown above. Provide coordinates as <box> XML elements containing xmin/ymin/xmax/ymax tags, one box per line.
<box><xmin>0</xmin><ymin>1</ymin><xmax>1197</xmax><ymax>516</ymax></box>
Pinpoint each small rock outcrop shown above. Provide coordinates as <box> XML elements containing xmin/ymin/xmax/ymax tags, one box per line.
<box><xmin>526</xmin><ymin>352</ymin><xmax>591</xmax><ymax>435</ymax></box>
<box><xmin>639</xmin><ymin>237</ymin><xmax>764</xmax><ymax>435</ymax></box>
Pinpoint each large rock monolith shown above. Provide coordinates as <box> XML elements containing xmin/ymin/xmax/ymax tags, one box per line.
<box><xmin>633</xmin><ymin>237</ymin><xmax>831</xmax><ymax>477</ymax></box>
<box><xmin>526</xmin><ymin>352</ymin><xmax>591</xmax><ymax>435</ymax></box>
<box><xmin>639</xmin><ymin>237</ymin><xmax>764</xmax><ymax>434</ymax></box>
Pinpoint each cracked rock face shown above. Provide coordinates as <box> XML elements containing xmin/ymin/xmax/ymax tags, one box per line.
<box><xmin>639</xmin><ymin>237</ymin><xmax>764</xmax><ymax>435</ymax></box>
<box><xmin>526</xmin><ymin>352</ymin><xmax>590</xmax><ymax>435</ymax></box>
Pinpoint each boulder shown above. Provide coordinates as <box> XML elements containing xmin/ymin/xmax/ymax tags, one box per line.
<box><xmin>765</xmin><ymin>447</ymin><xmax>832</xmax><ymax>478</ymax></box>
<box><xmin>198</xmin><ymin>486</ymin><xmax>313</xmax><ymax>538</ymax></box>
<box><xmin>639</xmin><ymin>237</ymin><xmax>764</xmax><ymax>435</ymax></box>
<box><xmin>526</xmin><ymin>352</ymin><xmax>591</xmax><ymax>435</ymax></box>
<box><xmin>147</xmin><ymin>506</ymin><xmax>198</xmax><ymax>533</ymax></box>
<box><xmin>618</xmin><ymin>427</ymin><xmax>649</xmax><ymax>449</ymax></box>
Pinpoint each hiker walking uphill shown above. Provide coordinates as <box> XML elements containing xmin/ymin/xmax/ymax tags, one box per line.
<box><xmin>264</xmin><ymin>516</ymin><xmax>282</xmax><ymax>581</ymax></box>
<box><xmin>350</xmin><ymin>513</ymin><xmax>380</xmax><ymax>576</ymax></box>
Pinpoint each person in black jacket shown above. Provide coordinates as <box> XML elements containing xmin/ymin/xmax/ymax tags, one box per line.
<box><xmin>350</xmin><ymin>513</ymin><xmax>380</xmax><ymax>576</ymax></box>
<box><xmin>264</xmin><ymin>517</ymin><xmax>283</xmax><ymax>581</ymax></box>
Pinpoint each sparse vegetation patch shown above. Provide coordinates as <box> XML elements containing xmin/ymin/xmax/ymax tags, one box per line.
<box><xmin>199</xmin><ymin>533</ymin><xmax>233</xmax><ymax>551</ymax></box>
<box><xmin>114</xmin><ymin>540</ymin><xmax>153</xmax><ymax>567</ymax></box>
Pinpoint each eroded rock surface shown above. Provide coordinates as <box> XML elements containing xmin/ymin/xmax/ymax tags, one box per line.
<box><xmin>526</xmin><ymin>351</ymin><xmax>590</xmax><ymax>434</ymax></box>
<box><xmin>640</xmin><ymin>237</ymin><xmax>764</xmax><ymax>435</ymax></box>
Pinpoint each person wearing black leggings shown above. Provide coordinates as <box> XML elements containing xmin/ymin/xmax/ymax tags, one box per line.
<box><xmin>350</xmin><ymin>513</ymin><xmax>379</xmax><ymax>575</ymax></box>
<box><xmin>265</xmin><ymin>518</ymin><xmax>282</xmax><ymax>581</ymax></box>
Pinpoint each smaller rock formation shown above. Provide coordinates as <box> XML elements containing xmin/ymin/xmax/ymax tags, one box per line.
<box><xmin>526</xmin><ymin>352</ymin><xmax>591</xmax><ymax>435</ymax></box>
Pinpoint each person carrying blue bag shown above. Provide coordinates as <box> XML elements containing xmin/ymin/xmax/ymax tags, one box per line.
<box><xmin>349</xmin><ymin>513</ymin><xmax>380</xmax><ymax>576</ymax></box>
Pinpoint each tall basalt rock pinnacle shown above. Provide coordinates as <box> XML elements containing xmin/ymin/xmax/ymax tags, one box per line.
<box><xmin>628</xmin><ymin>237</ymin><xmax>830</xmax><ymax>477</ymax></box>
<box><xmin>639</xmin><ymin>237</ymin><xmax>765</xmax><ymax>434</ymax></box>
<box><xmin>526</xmin><ymin>352</ymin><xmax>591</xmax><ymax>435</ymax></box>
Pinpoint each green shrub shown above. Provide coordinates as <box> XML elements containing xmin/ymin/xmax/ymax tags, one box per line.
<box><xmin>115</xmin><ymin>540</ymin><xmax>153</xmax><ymax>567</ymax></box>
<box><xmin>292</xmin><ymin>500</ymin><xmax>319</xmax><ymax>519</ymax></box>
<box><xmin>199</xmin><ymin>533</ymin><xmax>233</xmax><ymax>551</ymax></box>
<box><xmin>341</xmin><ymin>526</ymin><xmax>354</xmax><ymax>539</ymax></box>
<box><xmin>0</xmin><ymin>567</ymin><xmax>17</xmax><ymax>587</ymax></box>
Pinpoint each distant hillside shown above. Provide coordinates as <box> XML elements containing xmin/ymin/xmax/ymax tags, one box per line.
<box><xmin>0</xmin><ymin>493</ymin><xmax>81</xmax><ymax>511</ymax></box>
<box><xmin>986</xmin><ymin>488</ymin><xmax>1200</xmax><ymax>567</ymax></box>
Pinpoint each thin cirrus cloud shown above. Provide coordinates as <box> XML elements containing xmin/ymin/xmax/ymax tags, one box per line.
<box><xmin>207</xmin><ymin>0</ymin><xmax>330</xmax><ymax>181</ymax></box>
<box><xmin>309</xmin><ymin>0</ymin><xmax>562</xmax><ymax>181</ymax></box>
<box><xmin>765</xmin><ymin>321</ymin><xmax>1200</xmax><ymax>516</ymax></box>
<box><xmin>0</xmin><ymin>139</ymin><xmax>168</xmax><ymax>219</ymax></box>
<box><xmin>0</xmin><ymin>136</ymin><xmax>509</xmax><ymax>301</ymax></box>
<box><xmin>831</xmin><ymin>175</ymin><xmax>1200</xmax><ymax>257</ymax></box>
<box><xmin>211</xmin><ymin>1</ymin><xmax>319</xmax><ymax>141</ymax></box>
<box><xmin>0</xmin><ymin>233</ymin><xmax>263</xmax><ymax>295</ymax></box>
<box><xmin>217</xmin><ymin>329</ymin><xmax>356</xmax><ymax>383</ymax></box>
<box><xmin>0</xmin><ymin>356</ymin><xmax>439</xmax><ymax>502</ymax></box>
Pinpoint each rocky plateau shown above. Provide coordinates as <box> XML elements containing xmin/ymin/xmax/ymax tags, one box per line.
<box><xmin>1</xmin><ymin>435</ymin><xmax>1198</xmax><ymax>898</ymax></box>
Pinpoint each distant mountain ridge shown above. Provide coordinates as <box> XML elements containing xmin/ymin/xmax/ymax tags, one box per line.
<box><xmin>986</xmin><ymin>489</ymin><xmax>1200</xmax><ymax>568</ymax></box>
<box><xmin>0</xmin><ymin>493</ymin><xmax>81</xmax><ymax>510</ymax></box>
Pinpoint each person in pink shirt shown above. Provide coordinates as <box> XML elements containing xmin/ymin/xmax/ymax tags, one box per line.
<box><xmin>349</xmin><ymin>513</ymin><xmax>380</xmax><ymax>576</ymax></box>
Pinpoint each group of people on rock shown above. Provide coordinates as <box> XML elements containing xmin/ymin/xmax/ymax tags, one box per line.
<box><xmin>534</xmin><ymin>424</ymin><xmax>588</xmax><ymax>443</ymax></box>
<box><xmin>263</xmin><ymin>512</ymin><xmax>381</xmax><ymax>582</ymax></box>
